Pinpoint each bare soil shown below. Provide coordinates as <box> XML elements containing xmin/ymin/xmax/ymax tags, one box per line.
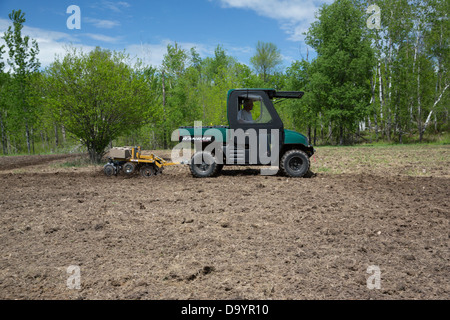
<box><xmin>0</xmin><ymin>146</ymin><xmax>449</xmax><ymax>300</ymax></box>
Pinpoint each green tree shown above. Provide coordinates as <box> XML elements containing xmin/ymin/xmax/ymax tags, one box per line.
<box><xmin>160</xmin><ymin>42</ymin><xmax>189</xmax><ymax>148</ymax></box>
<box><xmin>406</xmin><ymin>0</ymin><xmax>446</xmax><ymax>142</ymax></box>
<box><xmin>284</xmin><ymin>59</ymin><xmax>318</xmax><ymax>142</ymax></box>
<box><xmin>374</xmin><ymin>0</ymin><xmax>413</xmax><ymax>141</ymax></box>
<box><xmin>2</xmin><ymin>9</ymin><xmax>40</xmax><ymax>153</ymax></box>
<box><xmin>205</xmin><ymin>45</ymin><xmax>231</xmax><ymax>79</ymax></box>
<box><xmin>366</xmin><ymin>0</ymin><xmax>449</xmax><ymax>142</ymax></box>
<box><xmin>32</xmin><ymin>72</ymin><xmax>61</xmax><ymax>152</ymax></box>
<box><xmin>306</xmin><ymin>0</ymin><xmax>375</xmax><ymax>145</ymax></box>
<box><xmin>46</xmin><ymin>47</ymin><xmax>152</xmax><ymax>163</ymax></box>
<box><xmin>200</xmin><ymin>48</ymin><xmax>261</xmax><ymax>126</ymax></box>
<box><xmin>250</xmin><ymin>41</ymin><xmax>283</xmax><ymax>83</ymax></box>
<box><xmin>421</xmin><ymin>0</ymin><xmax>449</xmax><ymax>135</ymax></box>
<box><xmin>139</xmin><ymin>66</ymin><xmax>164</xmax><ymax>148</ymax></box>
<box><xmin>0</xmin><ymin>43</ymin><xmax>8</xmax><ymax>154</ymax></box>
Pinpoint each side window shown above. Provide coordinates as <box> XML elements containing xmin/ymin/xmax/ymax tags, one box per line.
<box><xmin>237</xmin><ymin>94</ymin><xmax>273</xmax><ymax>124</ymax></box>
<box><xmin>253</xmin><ymin>98</ymin><xmax>273</xmax><ymax>124</ymax></box>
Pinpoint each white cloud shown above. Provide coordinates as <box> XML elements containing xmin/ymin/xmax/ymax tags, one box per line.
<box><xmin>100</xmin><ymin>1</ymin><xmax>131</xmax><ymax>13</ymax></box>
<box><xmin>0</xmin><ymin>17</ymin><xmax>218</xmax><ymax>71</ymax></box>
<box><xmin>117</xmin><ymin>2</ymin><xmax>131</xmax><ymax>8</ymax></box>
<box><xmin>127</xmin><ymin>40</ymin><xmax>260</xmax><ymax>68</ymax></box>
<box><xmin>126</xmin><ymin>43</ymin><xmax>167</xmax><ymax>67</ymax></box>
<box><xmin>217</xmin><ymin>0</ymin><xmax>333</xmax><ymax>41</ymax></box>
<box><xmin>84</xmin><ymin>33</ymin><xmax>123</xmax><ymax>43</ymax></box>
<box><xmin>84</xmin><ymin>17</ymin><xmax>121</xmax><ymax>29</ymax></box>
<box><xmin>0</xmin><ymin>18</ymin><xmax>251</xmax><ymax>71</ymax></box>
<box><xmin>0</xmin><ymin>18</ymin><xmax>95</xmax><ymax>69</ymax></box>
<box><xmin>127</xmin><ymin>40</ymin><xmax>216</xmax><ymax>68</ymax></box>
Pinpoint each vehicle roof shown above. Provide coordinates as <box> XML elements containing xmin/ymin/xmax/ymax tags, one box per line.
<box><xmin>227</xmin><ymin>88</ymin><xmax>275</xmax><ymax>99</ymax></box>
<box><xmin>227</xmin><ymin>88</ymin><xmax>304</xmax><ymax>101</ymax></box>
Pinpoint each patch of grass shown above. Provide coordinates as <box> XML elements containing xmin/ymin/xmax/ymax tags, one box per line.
<box><xmin>311</xmin><ymin>144</ymin><xmax>449</xmax><ymax>177</ymax></box>
<box><xmin>313</xmin><ymin>130</ymin><xmax>450</xmax><ymax>147</ymax></box>
<box><xmin>316</xmin><ymin>167</ymin><xmax>332</xmax><ymax>173</ymax></box>
<box><xmin>0</xmin><ymin>143</ymin><xmax>86</xmax><ymax>157</ymax></box>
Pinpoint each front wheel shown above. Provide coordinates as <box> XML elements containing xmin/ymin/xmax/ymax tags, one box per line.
<box><xmin>280</xmin><ymin>150</ymin><xmax>310</xmax><ymax>177</ymax></box>
<box><xmin>189</xmin><ymin>151</ymin><xmax>220</xmax><ymax>178</ymax></box>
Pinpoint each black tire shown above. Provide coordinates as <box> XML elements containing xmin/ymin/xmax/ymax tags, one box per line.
<box><xmin>189</xmin><ymin>151</ymin><xmax>221</xmax><ymax>178</ymax></box>
<box><xmin>215</xmin><ymin>164</ymin><xmax>224</xmax><ymax>175</ymax></box>
<box><xmin>280</xmin><ymin>149</ymin><xmax>310</xmax><ymax>177</ymax></box>
<box><xmin>154</xmin><ymin>166</ymin><xmax>164</xmax><ymax>175</ymax></box>
<box><xmin>140</xmin><ymin>164</ymin><xmax>155</xmax><ymax>178</ymax></box>
<box><xmin>103</xmin><ymin>164</ymin><xmax>115</xmax><ymax>177</ymax></box>
<box><xmin>303</xmin><ymin>169</ymin><xmax>316</xmax><ymax>178</ymax></box>
<box><xmin>123</xmin><ymin>162</ymin><xmax>135</xmax><ymax>175</ymax></box>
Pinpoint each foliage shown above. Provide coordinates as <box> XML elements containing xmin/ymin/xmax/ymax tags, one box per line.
<box><xmin>306</xmin><ymin>0</ymin><xmax>375</xmax><ymax>145</ymax></box>
<box><xmin>250</xmin><ymin>41</ymin><xmax>283</xmax><ymax>83</ymax></box>
<box><xmin>1</xmin><ymin>9</ymin><xmax>40</xmax><ymax>154</ymax></box>
<box><xmin>0</xmin><ymin>3</ymin><xmax>448</xmax><ymax>155</ymax></box>
<box><xmin>45</xmin><ymin>47</ymin><xmax>153</xmax><ymax>163</ymax></box>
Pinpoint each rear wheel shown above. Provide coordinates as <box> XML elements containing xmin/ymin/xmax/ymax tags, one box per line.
<box><xmin>189</xmin><ymin>151</ymin><xmax>221</xmax><ymax>178</ymax></box>
<box><xmin>280</xmin><ymin>150</ymin><xmax>310</xmax><ymax>177</ymax></box>
<box><xmin>103</xmin><ymin>164</ymin><xmax>116</xmax><ymax>177</ymax></box>
<box><xmin>140</xmin><ymin>164</ymin><xmax>156</xmax><ymax>178</ymax></box>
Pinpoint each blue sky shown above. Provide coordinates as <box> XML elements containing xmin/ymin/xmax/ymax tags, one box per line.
<box><xmin>0</xmin><ymin>0</ymin><xmax>333</xmax><ymax>70</ymax></box>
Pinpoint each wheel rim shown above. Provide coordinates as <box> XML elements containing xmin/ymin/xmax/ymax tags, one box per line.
<box><xmin>104</xmin><ymin>165</ymin><xmax>114</xmax><ymax>176</ymax></box>
<box><xmin>288</xmin><ymin>156</ymin><xmax>304</xmax><ymax>172</ymax></box>
<box><xmin>140</xmin><ymin>165</ymin><xmax>155</xmax><ymax>177</ymax></box>
<box><xmin>124</xmin><ymin>163</ymin><xmax>134</xmax><ymax>174</ymax></box>
<box><xmin>195</xmin><ymin>162</ymin><xmax>210</xmax><ymax>173</ymax></box>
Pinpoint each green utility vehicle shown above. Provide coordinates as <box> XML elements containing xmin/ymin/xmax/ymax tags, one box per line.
<box><xmin>178</xmin><ymin>89</ymin><xmax>315</xmax><ymax>178</ymax></box>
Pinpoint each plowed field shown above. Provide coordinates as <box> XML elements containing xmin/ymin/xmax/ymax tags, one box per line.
<box><xmin>0</xmin><ymin>145</ymin><xmax>449</xmax><ymax>299</ymax></box>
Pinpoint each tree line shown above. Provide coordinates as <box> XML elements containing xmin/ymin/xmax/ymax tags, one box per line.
<box><xmin>0</xmin><ymin>0</ymin><xmax>448</xmax><ymax>162</ymax></box>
